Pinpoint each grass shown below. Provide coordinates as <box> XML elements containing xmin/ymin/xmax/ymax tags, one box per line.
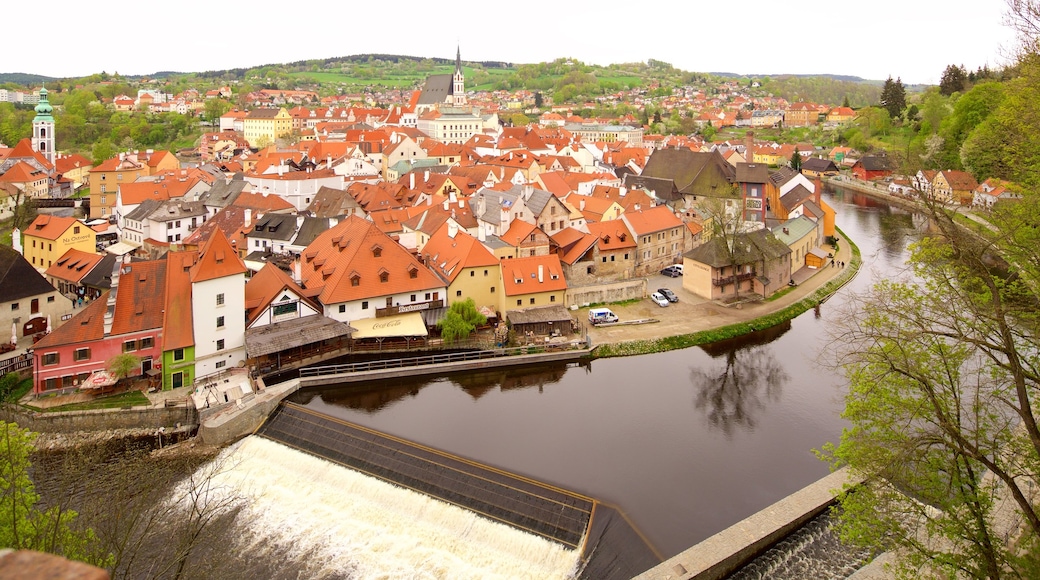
<box><xmin>591</xmin><ymin>228</ymin><xmax>862</xmax><ymax>359</ymax></box>
<box><xmin>2</xmin><ymin>376</ymin><xmax>32</xmax><ymax>403</ymax></box>
<box><xmin>32</xmin><ymin>390</ymin><xmax>151</xmax><ymax>413</ymax></box>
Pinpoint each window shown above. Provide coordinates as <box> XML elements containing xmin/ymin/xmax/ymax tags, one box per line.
<box><xmin>216</xmin><ymin>316</ymin><xmax>225</xmax><ymax>328</ymax></box>
<box><xmin>339</xmin><ymin>305</ymin><xmax>346</xmax><ymax>313</ymax></box>
<box><xmin>361</xmin><ymin>301</ymin><xmax>368</xmax><ymax>310</ymax></box>
<box><xmin>173</xmin><ymin>348</ymin><xmax>184</xmax><ymax>361</ymax></box>
<box><xmin>470</xmin><ymin>271</ymin><xmax>475</xmax><ymax>277</ymax></box>
<box><xmin>216</xmin><ymin>339</ymin><xmax>225</xmax><ymax>351</ymax></box>
<box><xmin>350</xmin><ymin>276</ymin><xmax>360</xmax><ymax>287</ymax></box>
<box><xmin>484</xmin><ymin>270</ymin><xmax>488</xmax><ymax>276</ymax></box>
<box><xmin>379</xmin><ymin>272</ymin><xmax>389</xmax><ymax>283</ymax></box>
<box><xmin>45</xmin><ymin>377</ymin><xmax>57</xmax><ymax>390</ymax></box>
<box><xmin>216</xmin><ymin>360</ymin><xmax>226</xmax><ymax>369</ymax></box>
<box><xmin>456</xmin><ymin>290</ymin><xmax>462</xmax><ymax>297</ymax></box>
<box><xmin>74</xmin><ymin>226</ymin><xmax>80</xmax><ymax>234</ymax></box>
<box><xmin>47</xmin><ymin>296</ymin><xmax>54</xmax><ymax>303</ymax></box>
<box><xmin>43</xmin><ymin>352</ymin><xmax>59</xmax><ymax>366</ymax></box>
<box><xmin>123</xmin><ymin>340</ymin><xmax>137</xmax><ymax>352</ymax></box>
<box><xmin>550</xmin><ymin>295</ymin><xmax>556</xmax><ymax>302</ymax></box>
<box><xmin>216</xmin><ymin>293</ymin><xmax>225</xmax><ymax>306</ymax></box>
<box><xmin>530</xmin><ymin>298</ymin><xmax>535</xmax><ymax>304</ymax></box>
<box><xmin>490</xmin><ymin>286</ymin><xmax>495</xmax><ymax>293</ymax></box>
<box><xmin>9</xmin><ymin>303</ymin><xmax>16</xmax><ymax>311</ymax></box>
<box><xmin>602</xmin><ymin>257</ymin><xmax>607</xmax><ymax>263</ymax></box>
<box><xmin>74</xmin><ymin>348</ymin><xmax>91</xmax><ymax>362</ymax></box>
<box><xmin>517</xmin><ymin>299</ymin><xmax>522</xmax><ymax>306</ymax></box>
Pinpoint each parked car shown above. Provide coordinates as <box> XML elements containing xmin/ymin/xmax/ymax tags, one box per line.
<box><xmin>661</xmin><ymin>265</ymin><xmax>683</xmax><ymax>277</ymax></box>
<box><xmin>588</xmin><ymin>307</ymin><xmax>619</xmax><ymax>325</ymax></box>
<box><xmin>657</xmin><ymin>288</ymin><xmax>678</xmax><ymax>303</ymax></box>
<box><xmin>650</xmin><ymin>292</ymin><xmax>670</xmax><ymax>307</ymax></box>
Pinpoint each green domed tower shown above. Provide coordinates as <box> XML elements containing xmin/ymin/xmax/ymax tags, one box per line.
<box><xmin>32</xmin><ymin>87</ymin><xmax>55</xmax><ymax>165</ymax></box>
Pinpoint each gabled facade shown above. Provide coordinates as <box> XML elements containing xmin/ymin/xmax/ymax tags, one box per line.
<box><xmin>189</xmin><ymin>230</ymin><xmax>248</xmax><ymax>379</ymax></box>
<box><xmin>245</xmin><ymin>262</ymin><xmax>322</xmax><ymax>328</ymax></box>
<box><xmin>932</xmin><ymin>170</ymin><xmax>979</xmax><ymax>206</ymax></box>
<box><xmin>23</xmin><ymin>214</ymin><xmax>96</xmax><ymax>271</ymax></box>
<box><xmin>422</xmin><ymin>223</ymin><xmax>501</xmax><ymax>315</ymax></box>
<box><xmin>297</xmin><ymin>215</ymin><xmax>447</xmax><ymax>323</ymax></box>
<box><xmin>89</xmin><ymin>150</ymin><xmax>179</xmax><ymax>219</ymax></box>
<box><xmin>0</xmin><ymin>245</ymin><xmax>71</xmax><ymax>346</ymax></box>
<box><xmin>243</xmin><ymin>107</ymin><xmax>292</xmax><ymax>147</ymax></box>
<box><xmin>682</xmin><ymin>229</ymin><xmax>792</xmax><ymax>301</ymax></box>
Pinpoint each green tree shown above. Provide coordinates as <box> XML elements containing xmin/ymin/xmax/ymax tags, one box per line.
<box><xmin>879</xmin><ymin>76</ymin><xmax>906</xmax><ymax>119</ymax></box>
<box><xmin>91</xmin><ymin>138</ymin><xmax>114</xmax><ymax>166</ymax></box>
<box><xmin>790</xmin><ymin>149</ymin><xmax>802</xmax><ymax>170</ymax></box>
<box><xmin>108</xmin><ymin>353</ymin><xmax>141</xmax><ymax>383</ymax></box>
<box><xmin>940</xmin><ymin>64</ymin><xmax>969</xmax><ymax>96</ymax></box>
<box><xmin>820</xmin><ymin>193</ymin><xmax>1040</xmax><ymax>578</ymax></box>
<box><xmin>437</xmin><ymin>298</ymin><xmax>487</xmax><ymax>343</ymax></box>
<box><xmin>0</xmin><ymin>421</ymin><xmax>108</xmax><ymax>564</ymax></box>
<box><xmin>204</xmin><ymin>98</ymin><xmax>232</xmax><ymax>123</ymax></box>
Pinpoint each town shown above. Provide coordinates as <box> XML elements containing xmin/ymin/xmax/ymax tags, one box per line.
<box><xmin>0</xmin><ymin>51</ymin><xmax>1012</xmax><ymax>403</ymax></box>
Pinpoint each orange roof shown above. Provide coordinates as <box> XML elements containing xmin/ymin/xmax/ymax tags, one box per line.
<box><xmin>162</xmin><ymin>251</ymin><xmax>198</xmax><ymax>350</ymax></box>
<box><xmin>0</xmin><ymin>161</ymin><xmax>45</xmax><ymax>184</ymax></box>
<box><xmin>300</xmin><ymin>215</ymin><xmax>444</xmax><ymax>305</ymax></box>
<box><xmin>231</xmin><ymin>190</ymin><xmax>295</xmax><ymax>213</ymax></box>
<box><xmin>45</xmin><ymin>248</ymin><xmax>105</xmax><ymax>284</ymax></box>
<box><xmin>111</xmin><ymin>259</ymin><xmax>168</xmax><ymax>336</ymax></box>
<box><xmin>586</xmin><ymin>220</ymin><xmax>637</xmax><ymax>250</ymax></box>
<box><xmin>33</xmin><ymin>292</ymin><xmax>108</xmax><ymax>348</ymax></box>
<box><xmin>621</xmin><ymin>205</ymin><xmax>682</xmax><ymax>235</ymax></box>
<box><xmin>5</xmin><ymin>139</ymin><xmax>53</xmax><ymax>172</ymax></box>
<box><xmin>368</xmin><ymin>208</ymin><xmax>411</xmax><ymax>234</ymax></box>
<box><xmin>26</xmin><ymin>214</ymin><xmax>82</xmax><ymax>241</ymax></box>
<box><xmin>501</xmin><ymin>254</ymin><xmax>567</xmax><ymax>297</ymax></box>
<box><xmin>190</xmin><ymin>229</ymin><xmax>247</xmax><ymax>283</ymax></box>
<box><xmin>244</xmin><ymin>262</ymin><xmax>320</xmax><ymax>325</ymax></box>
<box><xmin>55</xmin><ymin>154</ymin><xmax>92</xmax><ymax>175</ymax></box>
<box><xmin>421</xmin><ymin>223</ymin><xmax>498</xmax><ymax>284</ymax></box>
<box><xmin>501</xmin><ymin>219</ymin><xmax>539</xmax><ymax>245</ymax></box>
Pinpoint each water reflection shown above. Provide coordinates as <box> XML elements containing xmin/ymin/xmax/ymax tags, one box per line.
<box><xmin>293</xmin><ymin>362</ymin><xmax>576</xmax><ymax>412</ymax></box>
<box><xmin>691</xmin><ymin>322</ymin><xmax>791</xmax><ymax>437</ymax></box>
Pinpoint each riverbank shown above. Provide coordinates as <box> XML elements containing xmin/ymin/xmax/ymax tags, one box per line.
<box><xmin>587</xmin><ymin>227</ymin><xmax>860</xmax><ymax>358</ymax></box>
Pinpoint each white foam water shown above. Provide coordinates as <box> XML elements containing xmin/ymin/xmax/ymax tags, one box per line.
<box><xmin>194</xmin><ymin>436</ymin><xmax>582</xmax><ymax>580</ymax></box>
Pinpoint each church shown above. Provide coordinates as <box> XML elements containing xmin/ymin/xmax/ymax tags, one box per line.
<box><xmin>414</xmin><ymin>47</ymin><xmax>498</xmax><ymax>146</ymax></box>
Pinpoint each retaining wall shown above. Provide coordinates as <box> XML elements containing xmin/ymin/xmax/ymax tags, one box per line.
<box><xmin>634</xmin><ymin>467</ymin><xmax>861</xmax><ymax>580</ymax></box>
<box><xmin>0</xmin><ymin>404</ymin><xmax>198</xmax><ymax>433</ymax></box>
<box><xmin>566</xmin><ymin>279</ymin><xmax>647</xmax><ymax>308</ymax></box>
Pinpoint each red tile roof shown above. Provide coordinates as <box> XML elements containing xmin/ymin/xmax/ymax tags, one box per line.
<box><xmin>190</xmin><ymin>229</ymin><xmax>247</xmax><ymax>283</ymax></box>
<box><xmin>421</xmin><ymin>223</ymin><xmax>498</xmax><ymax>284</ymax></box>
<box><xmin>33</xmin><ymin>292</ymin><xmax>108</xmax><ymax>348</ymax></box>
<box><xmin>162</xmin><ymin>251</ymin><xmax>198</xmax><ymax>350</ymax></box>
<box><xmin>244</xmin><ymin>262</ymin><xmax>320</xmax><ymax>325</ymax></box>
<box><xmin>111</xmin><ymin>259</ymin><xmax>168</xmax><ymax>336</ymax></box>
<box><xmin>26</xmin><ymin>214</ymin><xmax>82</xmax><ymax>241</ymax></box>
<box><xmin>585</xmin><ymin>220</ymin><xmax>637</xmax><ymax>251</ymax></box>
<box><xmin>300</xmin><ymin>215</ymin><xmax>444</xmax><ymax>305</ymax></box>
<box><xmin>502</xmin><ymin>254</ymin><xmax>567</xmax><ymax>296</ymax></box>
<box><xmin>620</xmin><ymin>205</ymin><xmax>682</xmax><ymax>236</ymax></box>
<box><xmin>45</xmin><ymin>248</ymin><xmax>105</xmax><ymax>284</ymax></box>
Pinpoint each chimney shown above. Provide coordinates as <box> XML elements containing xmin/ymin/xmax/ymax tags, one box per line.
<box><xmin>11</xmin><ymin>228</ymin><xmax>21</xmax><ymax>255</ymax></box>
<box><xmin>410</xmin><ymin>172</ymin><xmax>415</xmax><ymax>190</ymax></box>
<box><xmin>745</xmin><ymin>130</ymin><xmax>754</xmax><ymax>164</ymax></box>
<box><xmin>478</xmin><ymin>224</ymin><xmax>486</xmax><ymax>242</ymax></box>
<box><xmin>448</xmin><ymin>222</ymin><xmax>458</xmax><ymax>238</ymax></box>
<box><xmin>244</xmin><ymin>208</ymin><xmax>252</xmax><ymax>225</ymax></box>
<box><xmin>538</xmin><ymin>264</ymin><xmax>544</xmax><ymax>283</ymax></box>
<box><xmin>458</xmin><ymin>198</ymin><xmax>465</xmax><ymax>209</ymax></box>
<box><xmin>580</xmin><ymin>198</ymin><xmax>586</xmax><ymax>211</ymax></box>
<box><xmin>424</xmin><ymin>170</ymin><xmax>430</xmax><ymax>181</ymax></box>
<box><xmin>813</xmin><ymin>176</ymin><xmax>823</xmax><ymax>206</ymax></box>
<box><xmin>293</xmin><ymin>256</ymin><xmax>302</xmax><ymax>283</ymax></box>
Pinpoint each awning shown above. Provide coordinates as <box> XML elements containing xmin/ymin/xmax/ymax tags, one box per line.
<box><xmin>350</xmin><ymin>312</ymin><xmax>428</xmax><ymax>340</ymax></box>
<box><xmin>105</xmin><ymin>241</ymin><xmax>139</xmax><ymax>256</ymax></box>
<box><xmin>81</xmin><ymin>370</ymin><xmax>117</xmax><ymax>389</ymax></box>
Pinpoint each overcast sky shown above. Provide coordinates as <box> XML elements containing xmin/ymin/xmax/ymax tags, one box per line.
<box><xmin>6</xmin><ymin>0</ymin><xmax>1018</xmax><ymax>86</ymax></box>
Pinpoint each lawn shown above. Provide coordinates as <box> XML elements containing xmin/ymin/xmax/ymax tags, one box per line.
<box><xmin>35</xmin><ymin>390</ymin><xmax>152</xmax><ymax>413</ymax></box>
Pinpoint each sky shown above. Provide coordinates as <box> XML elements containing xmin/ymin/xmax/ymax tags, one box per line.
<box><xmin>5</xmin><ymin>0</ymin><xmax>1020</xmax><ymax>86</ymax></box>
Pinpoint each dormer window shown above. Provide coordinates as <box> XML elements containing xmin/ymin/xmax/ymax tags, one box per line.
<box><xmin>408</xmin><ymin>266</ymin><xmax>418</xmax><ymax>279</ymax></box>
<box><xmin>379</xmin><ymin>269</ymin><xmax>389</xmax><ymax>283</ymax></box>
<box><xmin>372</xmin><ymin>245</ymin><xmax>383</xmax><ymax>258</ymax></box>
<box><xmin>350</xmin><ymin>274</ymin><xmax>360</xmax><ymax>287</ymax></box>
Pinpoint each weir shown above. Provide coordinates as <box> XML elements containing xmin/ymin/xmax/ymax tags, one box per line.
<box><xmin>255</xmin><ymin>402</ymin><xmax>661</xmax><ymax>578</ymax></box>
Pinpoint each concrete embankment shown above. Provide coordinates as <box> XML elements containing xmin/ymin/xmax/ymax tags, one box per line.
<box><xmin>825</xmin><ymin>176</ymin><xmax>922</xmax><ymax>212</ymax></box>
<box><xmin>198</xmin><ymin>348</ymin><xmax>591</xmax><ymax>446</ymax></box>
<box><xmin>0</xmin><ymin>404</ymin><xmax>197</xmax><ymax>435</ymax></box>
<box><xmin>634</xmin><ymin>467</ymin><xmax>862</xmax><ymax>580</ymax></box>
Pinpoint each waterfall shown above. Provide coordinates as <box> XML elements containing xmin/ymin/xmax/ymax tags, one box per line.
<box><xmin>191</xmin><ymin>436</ymin><xmax>582</xmax><ymax>580</ymax></box>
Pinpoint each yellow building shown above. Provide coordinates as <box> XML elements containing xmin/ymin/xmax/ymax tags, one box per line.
<box><xmin>243</xmin><ymin>108</ymin><xmax>293</xmax><ymax>147</ymax></box>
<box><xmin>88</xmin><ymin>150</ymin><xmax>179</xmax><ymax>219</ymax></box>
<box><xmin>422</xmin><ymin>223</ymin><xmax>502</xmax><ymax>316</ymax></box>
<box><xmin>23</xmin><ymin>214</ymin><xmax>97</xmax><ymax>271</ymax></box>
<box><xmin>500</xmin><ymin>254</ymin><xmax>567</xmax><ymax>314</ymax></box>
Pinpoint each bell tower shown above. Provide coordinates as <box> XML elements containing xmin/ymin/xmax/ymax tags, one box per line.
<box><xmin>452</xmin><ymin>46</ymin><xmax>466</xmax><ymax>107</ymax></box>
<box><xmin>32</xmin><ymin>87</ymin><xmax>55</xmax><ymax>165</ymax></box>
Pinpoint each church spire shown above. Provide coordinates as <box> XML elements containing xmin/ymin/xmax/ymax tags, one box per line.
<box><xmin>452</xmin><ymin>46</ymin><xmax>466</xmax><ymax>107</ymax></box>
<box><xmin>32</xmin><ymin>87</ymin><xmax>55</xmax><ymax>165</ymax></box>
<box><xmin>455</xmin><ymin>45</ymin><xmax>462</xmax><ymax>74</ymax></box>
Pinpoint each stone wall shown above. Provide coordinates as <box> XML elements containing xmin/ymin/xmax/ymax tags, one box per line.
<box><xmin>566</xmin><ymin>279</ymin><xmax>647</xmax><ymax>307</ymax></box>
<box><xmin>0</xmin><ymin>404</ymin><xmax>198</xmax><ymax>434</ymax></box>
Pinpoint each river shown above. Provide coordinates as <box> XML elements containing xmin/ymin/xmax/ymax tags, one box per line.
<box><xmin>282</xmin><ymin>186</ymin><xmax>924</xmax><ymax>560</ymax></box>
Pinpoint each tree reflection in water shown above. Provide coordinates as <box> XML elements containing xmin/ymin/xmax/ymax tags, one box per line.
<box><xmin>690</xmin><ymin>322</ymin><xmax>791</xmax><ymax>437</ymax></box>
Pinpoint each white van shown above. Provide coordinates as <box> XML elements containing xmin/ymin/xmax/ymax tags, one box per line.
<box><xmin>588</xmin><ymin>307</ymin><xmax>619</xmax><ymax>325</ymax></box>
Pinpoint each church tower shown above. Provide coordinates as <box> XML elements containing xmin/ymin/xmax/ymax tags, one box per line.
<box><xmin>452</xmin><ymin>46</ymin><xmax>466</xmax><ymax>107</ymax></box>
<box><xmin>32</xmin><ymin>88</ymin><xmax>55</xmax><ymax>165</ymax></box>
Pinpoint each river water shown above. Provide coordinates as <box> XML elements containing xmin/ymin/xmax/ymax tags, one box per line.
<box><xmin>281</xmin><ymin>186</ymin><xmax>924</xmax><ymax>561</ymax></box>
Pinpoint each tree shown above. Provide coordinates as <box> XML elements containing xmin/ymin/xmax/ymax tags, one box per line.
<box><xmin>790</xmin><ymin>149</ymin><xmax>802</xmax><ymax>171</ymax></box>
<box><xmin>819</xmin><ymin>192</ymin><xmax>1040</xmax><ymax>577</ymax></box>
<box><xmin>879</xmin><ymin>76</ymin><xmax>906</xmax><ymax>119</ymax></box>
<box><xmin>107</xmin><ymin>353</ymin><xmax>140</xmax><ymax>383</ymax></box>
<box><xmin>940</xmin><ymin>64</ymin><xmax>969</xmax><ymax>96</ymax></box>
<box><xmin>203</xmin><ymin>98</ymin><xmax>231</xmax><ymax>123</ymax></box>
<box><xmin>0</xmin><ymin>421</ymin><xmax>108</xmax><ymax>565</ymax></box>
<box><xmin>437</xmin><ymin>298</ymin><xmax>487</xmax><ymax>343</ymax></box>
<box><xmin>842</xmin><ymin>95</ymin><xmax>851</xmax><ymax>108</ymax></box>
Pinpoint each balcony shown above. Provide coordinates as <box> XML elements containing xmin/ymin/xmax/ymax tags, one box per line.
<box><xmin>712</xmin><ymin>271</ymin><xmax>757</xmax><ymax>287</ymax></box>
